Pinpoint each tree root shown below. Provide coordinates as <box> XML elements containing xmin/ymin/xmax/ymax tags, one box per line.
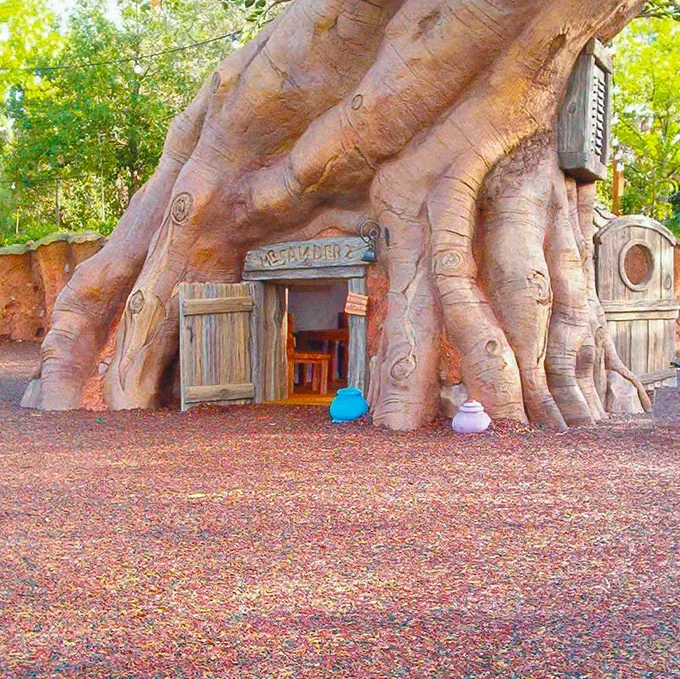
<box><xmin>25</xmin><ymin>0</ymin><xmax>650</xmax><ymax>430</ymax></box>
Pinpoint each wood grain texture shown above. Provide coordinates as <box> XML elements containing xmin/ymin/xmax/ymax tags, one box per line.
<box><xmin>639</xmin><ymin>368</ymin><xmax>676</xmax><ymax>385</ymax></box>
<box><xmin>558</xmin><ymin>39</ymin><xmax>611</xmax><ymax>181</ymax></box>
<box><xmin>243</xmin><ymin>265</ymin><xmax>368</xmax><ymax>282</ymax></box>
<box><xmin>348</xmin><ymin>277</ymin><xmax>368</xmax><ymax>396</ymax></box>
<box><xmin>660</xmin><ymin>234</ymin><xmax>676</xmax><ymax>300</ymax></box>
<box><xmin>614</xmin><ymin>320</ymin><xmax>631</xmax><ymax>370</ymax></box>
<box><xmin>185</xmin><ymin>383</ymin><xmax>256</xmax><ymax>403</ymax></box>
<box><xmin>596</xmin><ymin>215</ymin><xmax>678</xmax><ymax>247</ymax></box>
<box><xmin>596</xmin><ymin>215</ymin><xmax>678</xmax><ymax>384</ymax></box>
<box><xmin>630</xmin><ymin>320</ymin><xmax>648</xmax><ymax>375</ymax></box>
<box><xmin>182</xmin><ymin>297</ymin><xmax>254</xmax><ymax>315</ymax></box>
<box><xmin>605</xmin><ymin>310</ymin><xmax>679</xmax><ymax>321</ymax></box>
<box><xmin>244</xmin><ymin>238</ymin><xmax>369</xmax><ymax>273</ymax></box>
<box><xmin>179</xmin><ymin>282</ymin><xmax>254</xmax><ymax>411</ymax></box>
<box><xmin>250</xmin><ymin>282</ymin><xmax>287</xmax><ymax>403</ymax></box>
<box><xmin>601</xmin><ymin>299</ymin><xmax>680</xmax><ymax>313</ymax></box>
<box><xmin>647</xmin><ymin>319</ymin><xmax>665</xmax><ymax>372</ymax></box>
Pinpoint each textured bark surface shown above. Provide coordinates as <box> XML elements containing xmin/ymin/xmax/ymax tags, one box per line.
<box><xmin>25</xmin><ymin>0</ymin><xmax>652</xmax><ymax>429</ymax></box>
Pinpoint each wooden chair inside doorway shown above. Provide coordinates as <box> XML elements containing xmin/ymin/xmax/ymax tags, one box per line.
<box><xmin>287</xmin><ymin>314</ymin><xmax>330</xmax><ymax>395</ymax></box>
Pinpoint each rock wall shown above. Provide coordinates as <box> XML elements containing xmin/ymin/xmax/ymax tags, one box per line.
<box><xmin>0</xmin><ymin>232</ymin><xmax>106</xmax><ymax>342</ymax></box>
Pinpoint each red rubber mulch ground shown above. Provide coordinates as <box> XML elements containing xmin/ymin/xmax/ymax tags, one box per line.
<box><xmin>0</xmin><ymin>341</ymin><xmax>678</xmax><ymax>678</ymax></box>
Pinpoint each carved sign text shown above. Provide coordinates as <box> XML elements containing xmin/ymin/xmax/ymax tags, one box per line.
<box><xmin>244</xmin><ymin>237</ymin><xmax>369</xmax><ymax>273</ymax></box>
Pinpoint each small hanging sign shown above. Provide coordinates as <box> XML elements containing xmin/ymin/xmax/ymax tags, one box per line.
<box><xmin>345</xmin><ymin>292</ymin><xmax>369</xmax><ymax>316</ymax></box>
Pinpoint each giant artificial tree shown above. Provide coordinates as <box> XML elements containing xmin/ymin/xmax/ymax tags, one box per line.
<box><xmin>25</xmin><ymin>0</ymin><xmax>652</xmax><ymax>430</ymax></box>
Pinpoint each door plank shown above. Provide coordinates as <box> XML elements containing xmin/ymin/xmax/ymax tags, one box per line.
<box><xmin>348</xmin><ymin>277</ymin><xmax>368</xmax><ymax>396</ymax></box>
<box><xmin>182</xmin><ymin>297</ymin><xmax>254</xmax><ymax>315</ymax></box>
<box><xmin>185</xmin><ymin>383</ymin><xmax>256</xmax><ymax>403</ymax></box>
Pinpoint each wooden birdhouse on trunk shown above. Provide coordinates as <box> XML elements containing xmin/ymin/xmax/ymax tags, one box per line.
<box><xmin>558</xmin><ymin>39</ymin><xmax>613</xmax><ymax>182</ymax></box>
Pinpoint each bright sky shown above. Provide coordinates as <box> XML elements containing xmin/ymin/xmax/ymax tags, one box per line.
<box><xmin>48</xmin><ymin>0</ymin><xmax>122</xmax><ymax>27</ymax></box>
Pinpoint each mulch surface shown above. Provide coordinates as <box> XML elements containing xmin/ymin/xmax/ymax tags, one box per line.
<box><xmin>0</xmin><ymin>341</ymin><xmax>678</xmax><ymax>678</ymax></box>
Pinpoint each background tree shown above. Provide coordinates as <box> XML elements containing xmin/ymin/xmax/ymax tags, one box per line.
<box><xmin>2</xmin><ymin>0</ymin><xmax>676</xmax><ymax>246</ymax></box>
<box><xmin>0</xmin><ymin>0</ymin><xmax>243</xmax><ymax>244</ymax></box>
<box><xmin>0</xmin><ymin>0</ymin><xmax>62</xmax><ymax>237</ymax></box>
<box><xmin>641</xmin><ymin>0</ymin><xmax>680</xmax><ymax>18</ymax></box>
<box><xmin>609</xmin><ymin>15</ymin><xmax>680</xmax><ymax>232</ymax></box>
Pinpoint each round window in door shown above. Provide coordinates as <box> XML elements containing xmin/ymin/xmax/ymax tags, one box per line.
<box><xmin>619</xmin><ymin>240</ymin><xmax>655</xmax><ymax>292</ymax></box>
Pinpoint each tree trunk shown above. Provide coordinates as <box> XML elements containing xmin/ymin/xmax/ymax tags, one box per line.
<box><xmin>25</xmin><ymin>0</ymin><xmax>652</xmax><ymax>429</ymax></box>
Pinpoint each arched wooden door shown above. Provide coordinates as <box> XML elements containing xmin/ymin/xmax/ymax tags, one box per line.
<box><xmin>595</xmin><ymin>215</ymin><xmax>679</xmax><ymax>390</ymax></box>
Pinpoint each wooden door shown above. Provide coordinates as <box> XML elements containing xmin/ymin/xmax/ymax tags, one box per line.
<box><xmin>596</xmin><ymin>216</ymin><xmax>678</xmax><ymax>388</ymax></box>
<box><xmin>250</xmin><ymin>283</ymin><xmax>287</xmax><ymax>403</ymax></box>
<box><xmin>179</xmin><ymin>281</ymin><xmax>287</xmax><ymax>410</ymax></box>
<box><xmin>179</xmin><ymin>282</ymin><xmax>255</xmax><ymax>411</ymax></box>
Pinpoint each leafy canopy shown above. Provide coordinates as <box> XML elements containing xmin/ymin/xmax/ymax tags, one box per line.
<box><xmin>641</xmin><ymin>0</ymin><xmax>680</xmax><ymax>19</ymax></box>
<box><xmin>0</xmin><ymin>0</ymin><xmax>244</xmax><ymax>244</ymax></box>
<box><xmin>1</xmin><ymin>0</ymin><xmax>678</xmax><ymax>244</ymax></box>
<box><xmin>611</xmin><ymin>16</ymin><xmax>680</xmax><ymax>231</ymax></box>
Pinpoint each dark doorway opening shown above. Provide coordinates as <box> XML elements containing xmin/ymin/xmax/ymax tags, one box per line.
<box><xmin>286</xmin><ymin>280</ymin><xmax>349</xmax><ymax>404</ymax></box>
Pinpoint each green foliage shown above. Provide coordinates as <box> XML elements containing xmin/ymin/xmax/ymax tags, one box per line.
<box><xmin>0</xmin><ymin>222</ymin><xmax>68</xmax><ymax>248</ymax></box>
<box><xmin>230</xmin><ymin>0</ymin><xmax>287</xmax><ymax>40</ymax></box>
<box><xmin>4</xmin><ymin>0</ymin><xmax>674</xmax><ymax>246</ymax></box>
<box><xmin>611</xmin><ymin>17</ymin><xmax>680</xmax><ymax>233</ymax></box>
<box><xmin>0</xmin><ymin>0</ymin><xmax>62</xmax><ymax>101</ymax></box>
<box><xmin>641</xmin><ymin>0</ymin><xmax>680</xmax><ymax>20</ymax></box>
<box><xmin>1</xmin><ymin>0</ymin><xmax>245</xmax><ymax>244</ymax></box>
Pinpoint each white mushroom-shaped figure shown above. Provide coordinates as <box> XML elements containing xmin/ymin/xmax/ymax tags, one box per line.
<box><xmin>452</xmin><ymin>400</ymin><xmax>492</xmax><ymax>434</ymax></box>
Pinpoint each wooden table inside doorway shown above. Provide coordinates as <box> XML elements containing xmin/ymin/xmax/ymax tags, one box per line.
<box><xmin>295</xmin><ymin>329</ymin><xmax>349</xmax><ymax>382</ymax></box>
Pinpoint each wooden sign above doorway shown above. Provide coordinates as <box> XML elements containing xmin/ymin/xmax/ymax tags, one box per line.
<box><xmin>243</xmin><ymin>237</ymin><xmax>370</xmax><ymax>281</ymax></box>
